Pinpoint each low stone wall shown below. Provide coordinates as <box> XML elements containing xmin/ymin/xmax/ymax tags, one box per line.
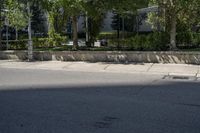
<box><xmin>0</xmin><ymin>50</ymin><xmax>200</xmax><ymax>64</ymax></box>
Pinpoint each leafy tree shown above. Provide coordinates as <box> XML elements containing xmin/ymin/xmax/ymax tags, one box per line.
<box><xmin>6</xmin><ymin>0</ymin><xmax>28</xmax><ymax>40</ymax></box>
<box><xmin>0</xmin><ymin>0</ymin><xmax>6</xmax><ymax>49</ymax></box>
<box><xmin>14</xmin><ymin>0</ymin><xmax>36</xmax><ymax>60</ymax></box>
<box><xmin>41</xmin><ymin>0</ymin><xmax>148</xmax><ymax>49</ymax></box>
<box><xmin>84</xmin><ymin>0</ymin><xmax>106</xmax><ymax>46</ymax></box>
<box><xmin>111</xmin><ymin>12</ymin><xmax>122</xmax><ymax>32</ymax></box>
<box><xmin>148</xmin><ymin>0</ymin><xmax>200</xmax><ymax>50</ymax></box>
<box><xmin>31</xmin><ymin>1</ymin><xmax>46</xmax><ymax>35</ymax></box>
<box><xmin>43</xmin><ymin>0</ymin><xmax>62</xmax><ymax>39</ymax></box>
<box><xmin>42</xmin><ymin>0</ymin><xmax>85</xmax><ymax>49</ymax></box>
<box><xmin>61</xmin><ymin>0</ymin><xmax>85</xmax><ymax>49</ymax></box>
<box><xmin>106</xmin><ymin>0</ymin><xmax>148</xmax><ymax>47</ymax></box>
<box><xmin>102</xmin><ymin>0</ymin><xmax>147</xmax><ymax>13</ymax></box>
<box><xmin>111</xmin><ymin>12</ymin><xmax>138</xmax><ymax>33</ymax></box>
<box><xmin>86</xmin><ymin>15</ymin><xmax>105</xmax><ymax>46</ymax></box>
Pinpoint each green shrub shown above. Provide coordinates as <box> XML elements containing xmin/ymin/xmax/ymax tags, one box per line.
<box><xmin>97</xmin><ymin>32</ymin><xmax>135</xmax><ymax>40</ymax></box>
<box><xmin>98</xmin><ymin>32</ymin><xmax>116</xmax><ymax>40</ymax></box>
<box><xmin>9</xmin><ymin>40</ymin><xmax>27</xmax><ymax>50</ymax></box>
<box><xmin>33</xmin><ymin>38</ymin><xmax>48</xmax><ymax>48</ymax></box>
<box><xmin>191</xmin><ymin>33</ymin><xmax>200</xmax><ymax>46</ymax></box>
<box><xmin>129</xmin><ymin>34</ymin><xmax>144</xmax><ymax>50</ymax></box>
<box><xmin>33</xmin><ymin>35</ymin><xmax>68</xmax><ymax>49</ymax></box>
<box><xmin>177</xmin><ymin>32</ymin><xmax>192</xmax><ymax>46</ymax></box>
<box><xmin>115</xmin><ymin>32</ymin><xmax>169</xmax><ymax>51</ymax></box>
<box><xmin>177</xmin><ymin>32</ymin><xmax>200</xmax><ymax>48</ymax></box>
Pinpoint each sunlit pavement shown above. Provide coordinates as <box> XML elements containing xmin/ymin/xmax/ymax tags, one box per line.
<box><xmin>0</xmin><ymin>62</ymin><xmax>200</xmax><ymax>133</ymax></box>
<box><xmin>0</xmin><ymin>60</ymin><xmax>199</xmax><ymax>77</ymax></box>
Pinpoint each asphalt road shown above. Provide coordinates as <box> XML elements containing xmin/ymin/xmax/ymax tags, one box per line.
<box><xmin>0</xmin><ymin>68</ymin><xmax>200</xmax><ymax>133</ymax></box>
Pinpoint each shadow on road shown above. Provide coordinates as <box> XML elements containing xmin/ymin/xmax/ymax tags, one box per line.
<box><xmin>0</xmin><ymin>81</ymin><xmax>200</xmax><ymax>133</ymax></box>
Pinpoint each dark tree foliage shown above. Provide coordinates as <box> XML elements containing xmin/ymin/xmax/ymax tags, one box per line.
<box><xmin>0</xmin><ymin>0</ymin><xmax>4</xmax><ymax>48</ymax></box>
<box><xmin>31</xmin><ymin>1</ymin><xmax>46</xmax><ymax>35</ymax></box>
<box><xmin>111</xmin><ymin>12</ymin><xmax>122</xmax><ymax>31</ymax></box>
<box><xmin>0</xmin><ymin>0</ymin><xmax>7</xmax><ymax>49</ymax></box>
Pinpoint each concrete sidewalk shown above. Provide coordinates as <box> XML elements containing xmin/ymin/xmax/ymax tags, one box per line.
<box><xmin>0</xmin><ymin>60</ymin><xmax>199</xmax><ymax>77</ymax></box>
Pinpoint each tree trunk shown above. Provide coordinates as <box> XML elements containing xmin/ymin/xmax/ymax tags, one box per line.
<box><xmin>27</xmin><ymin>2</ymin><xmax>33</xmax><ymax>61</ymax></box>
<box><xmin>46</xmin><ymin>12</ymin><xmax>50</xmax><ymax>35</ymax></box>
<box><xmin>0</xmin><ymin>2</ymin><xmax>2</xmax><ymax>50</ymax></box>
<box><xmin>0</xmin><ymin>27</ymin><xmax>2</xmax><ymax>50</ymax></box>
<box><xmin>72</xmin><ymin>16</ymin><xmax>78</xmax><ymax>49</ymax></box>
<box><xmin>85</xmin><ymin>12</ymin><xmax>90</xmax><ymax>47</ymax></box>
<box><xmin>122</xmin><ymin>17</ymin><xmax>125</xmax><ymax>39</ymax></box>
<box><xmin>15</xmin><ymin>28</ymin><xmax>18</xmax><ymax>40</ymax></box>
<box><xmin>117</xmin><ymin>14</ymin><xmax>120</xmax><ymax>49</ymax></box>
<box><xmin>170</xmin><ymin>15</ymin><xmax>177</xmax><ymax>50</ymax></box>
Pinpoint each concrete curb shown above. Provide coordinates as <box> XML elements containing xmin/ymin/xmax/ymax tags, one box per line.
<box><xmin>0</xmin><ymin>51</ymin><xmax>200</xmax><ymax>64</ymax></box>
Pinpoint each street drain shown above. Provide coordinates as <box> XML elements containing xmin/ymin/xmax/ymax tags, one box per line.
<box><xmin>163</xmin><ymin>75</ymin><xmax>197</xmax><ymax>81</ymax></box>
<box><xmin>172</xmin><ymin>76</ymin><xmax>190</xmax><ymax>80</ymax></box>
<box><xmin>94</xmin><ymin>122</ymin><xmax>110</xmax><ymax>128</ymax></box>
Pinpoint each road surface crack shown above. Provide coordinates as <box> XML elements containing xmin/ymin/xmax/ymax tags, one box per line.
<box><xmin>104</xmin><ymin>64</ymin><xmax>111</xmax><ymax>70</ymax></box>
<box><xmin>146</xmin><ymin>63</ymin><xmax>154</xmax><ymax>72</ymax></box>
<box><xmin>176</xmin><ymin>103</ymin><xmax>200</xmax><ymax>108</ymax></box>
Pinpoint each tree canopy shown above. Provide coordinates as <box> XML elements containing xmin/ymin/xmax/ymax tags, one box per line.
<box><xmin>5</xmin><ymin>0</ymin><xmax>28</xmax><ymax>40</ymax></box>
<box><xmin>148</xmin><ymin>0</ymin><xmax>200</xmax><ymax>49</ymax></box>
<box><xmin>1</xmin><ymin>0</ymin><xmax>200</xmax><ymax>50</ymax></box>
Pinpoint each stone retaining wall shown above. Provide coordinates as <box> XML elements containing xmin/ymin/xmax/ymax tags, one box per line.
<box><xmin>0</xmin><ymin>51</ymin><xmax>200</xmax><ymax>64</ymax></box>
